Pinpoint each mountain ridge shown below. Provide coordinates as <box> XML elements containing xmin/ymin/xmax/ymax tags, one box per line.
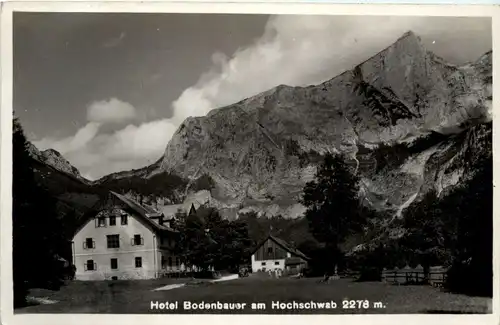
<box><xmin>30</xmin><ymin>30</ymin><xmax>492</xmax><ymax>222</ymax></box>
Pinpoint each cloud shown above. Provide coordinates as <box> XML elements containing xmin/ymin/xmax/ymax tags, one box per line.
<box><xmin>35</xmin><ymin>98</ymin><xmax>138</xmax><ymax>155</ymax></box>
<box><xmin>93</xmin><ymin>119</ymin><xmax>178</xmax><ymax>162</ymax></box>
<box><xmin>34</xmin><ymin>122</ymin><xmax>101</xmax><ymax>154</ymax></box>
<box><xmin>36</xmin><ymin>16</ymin><xmax>491</xmax><ymax>180</ymax></box>
<box><xmin>34</xmin><ymin>117</ymin><xmax>178</xmax><ymax>180</ymax></box>
<box><xmin>87</xmin><ymin>98</ymin><xmax>137</xmax><ymax>124</ymax></box>
<box><xmin>171</xmin><ymin>16</ymin><xmax>491</xmax><ymax>123</ymax></box>
<box><xmin>102</xmin><ymin>32</ymin><xmax>126</xmax><ymax>48</ymax></box>
<box><xmin>34</xmin><ymin>98</ymin><xmax>170</xmax><ymax>180</ymax></box>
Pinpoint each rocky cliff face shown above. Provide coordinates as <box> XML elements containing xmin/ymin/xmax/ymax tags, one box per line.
<box><xmin>27</xmin><ymin>142</ymin><xmax>90</xmax><ymax>184</ymax></box>
<box><xmin>36</xmin><ymin>31</ymin><xmax>491</xmax><ymax>221</ymax></box>
<box><xmin>139</xmin><ymin>31</ymin><xmax>491</xmax><ymax>219</ymax></box>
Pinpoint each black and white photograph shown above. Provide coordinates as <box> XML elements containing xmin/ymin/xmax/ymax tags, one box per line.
<box><xmin>1</xmin><ymin>2</ymin><xmax>497</xmax><ymax>322</ymax></box>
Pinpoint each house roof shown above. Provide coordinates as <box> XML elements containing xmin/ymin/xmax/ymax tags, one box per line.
<box><xmin>109</xmin><ymin>191</ymin><xmax>178</xmax><ymax>233</ymax></box>
<box><xmin>73</xmin><ymin>191</ymin><xmax>179</xmax><ymax>237</ymax></box>
<box><xmin>285</xmin><ymin>257</ymin><xmax>307</xmax><ymax>266</ymax></box>
<box><xmin>161</xmin><ymin>202</ymin><xmax>199</xmax><ymax>219</ymax></box>
<box><xmin>251</xmin><ymin>234</ymin><xmax>310</xmax><ymax>261</ymax></box>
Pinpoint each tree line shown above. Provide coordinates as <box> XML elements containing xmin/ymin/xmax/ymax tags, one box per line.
<box><xmin>12</xmin><ymin>115</ymin><xmax>492</xmax><ymax>308</ymax></box>
<box><xmin>171</xmin><ymin>206</ymin><xmax>253</xmax><ymax>273</ymax></box>
<box><xmin>299</xmin><ymin>143</ymin><xmax>492</xmax><ymax>296</ymax></box>
<box><xmin>13</xmin><ymin>118</ymin><xmax>70</xmax><ymax>307</ymax></box>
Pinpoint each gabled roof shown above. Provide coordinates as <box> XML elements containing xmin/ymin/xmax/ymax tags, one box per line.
<box><xmin>73</xmin><ymin>191</ymin><xmax>178</xmax><ymax>237</ymax></box>
<box><xmin>251</xmin><ymin>234</ymin><xmax>310</xmax><ymax>261</ymax></box>
<box><xmin>109</xmin><ymin>191</ymin><xmax>177</xmax><ymax>233</ymax></box>
<box><xmin>161</xmin><ymin>201</ymin><xmax>200</xmax><ymax>219</ymax></box>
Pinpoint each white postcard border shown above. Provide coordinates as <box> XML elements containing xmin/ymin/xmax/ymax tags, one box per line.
<box><xmin>1</xmin><ymin>2</ymin><xmax>499</xmax><ymax>325</ymax></box>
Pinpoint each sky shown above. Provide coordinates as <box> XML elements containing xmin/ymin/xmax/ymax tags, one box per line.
<box><xmin>13</xmin><ymin>13</ymin><xmax>492</xmax><ymax>180</ymax></box>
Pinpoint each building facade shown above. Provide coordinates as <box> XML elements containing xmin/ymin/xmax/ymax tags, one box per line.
<box><xmin>250</xmin><ymin>235</ymin><xmax>309</xmax><ymax>273</ymax></box>
<box><xmin>72</xmin><ymin>191</ymin><xmax>195</xmax><ymax>280</ymax></box>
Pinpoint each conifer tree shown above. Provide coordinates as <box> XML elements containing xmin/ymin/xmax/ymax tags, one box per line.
<box><xmin>300</xmin><ymin>153</ymin><xmax>365</xmax><ymax>271</ymax></box>
<box><xmin>13</xmin><ymin>117</ymin><xmax>65</xmax><ymax>307</ymax></box>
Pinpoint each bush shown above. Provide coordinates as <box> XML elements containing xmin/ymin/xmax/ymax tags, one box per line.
<box><xmin>355</xmin><ymin>267</ymin><xmax>382</xmax><ymax>282</ymax></box>
<box><xmin>302</xmin><ymin>267</ymin><xmax>324</xmax><ymax>278</ymax></box>
<box><xmin>445</xmin><ymin>260</ymin><xmax>492</xmax><ymax>297</ymax></box>
<box><xmin>191</xmin><ymin>270</ymin><xmax>219</xmax><ymax>279</ymax></box>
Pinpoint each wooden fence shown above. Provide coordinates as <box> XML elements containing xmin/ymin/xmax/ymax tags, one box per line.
<box><xmin>428</xmin><ymin>266</ymin><xmax>448</xmax><ymax>287</ymax></box>
<box><xmin>381</xmin><ymin>265</ymin><xmax>448</xmax><ymax>287</ymax></box>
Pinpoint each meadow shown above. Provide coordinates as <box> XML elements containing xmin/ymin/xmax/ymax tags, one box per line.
<box><xmin>17</xmin><ymin>275</ymin><xmax>491</xmax><ymax>314</ymax></box>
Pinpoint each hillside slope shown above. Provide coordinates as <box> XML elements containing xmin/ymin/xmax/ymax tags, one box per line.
<box><xmin>34</xmin><ymin>31</ymin><xmax>492</xmax><ymax>222</ymax></box>
<box><xmin>107</xmin><ymin>30</ymin><xmax>491</xmax><ymax>219</ymax></box>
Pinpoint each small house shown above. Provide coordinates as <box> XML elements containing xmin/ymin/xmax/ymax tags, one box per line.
<box><xmin>250</xmin><ymin>234</ymin><xmax>309</xmax><ymax>273</ymax></box>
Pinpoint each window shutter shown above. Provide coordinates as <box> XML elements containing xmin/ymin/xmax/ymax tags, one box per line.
<box><xmin>84</xmin><ymin>263</ymin><xmax>88</xmax><ymax>271</ymax></box>
<box><xmin>94</xmin><ymin>262</ymin><xmax>97</xmax><ymax>270</ymax></box>
<box><xmin>141</xmin><ymin>236</ymin><xmax>144</xmax><ymax>245</ymax></box>
<box><xmin>130</xmin><ymin>238</ymin><xmax>134</xmax><ymax>246</ymax></box>
<box><xmin>95</xmin><ymin>218</ymin><xmax>98</xmax><ymax>228</ymax></box>
<box><xmin>83</xmin><ymin>241</ymin><xmax>87</xmax><ymax>249</ymax></box>
<box><xmin>92</xmin><ymin>240</ymin><xmax>95</xmax><ymax>248</ymax></box>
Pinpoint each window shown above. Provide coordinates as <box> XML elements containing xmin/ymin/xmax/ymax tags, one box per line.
<box><xmin>107</xmin><ymin>234</ymin><xmax>120</xmax><ymax>248</ymax></box>
<box><xmin>135</xmin><ymin>257</ymin><xmax>142</xmax><ymax>268</ymax></box>
<box><xmin>110</xmin><ymin>258</ymin><xmax>118</xmax><ymax>270</ymax></box>
<box><xmin>132</xmin><ymin>234</ymin><xmax>143</xmax><ymax>246</ymax></box>
<box><xmin>261</xmin><ymin>262</ymin><xmax>266</xmax><ymax>266</ymax></box>
<box><xmin>121</xmin><ymin>215</ymin><xmax>128</xmax><ymax>225</ymax></box>
<box><xmin>267</xmin><ymin>247</ymin><xmax>273</xmax><ymax>254</ymax></box>
<box><xmin>161</xmin><ymin>256</ymin><xmax>166</xmax><ymax>269</ymax></box>
<box><xmin>97</xmin><ymin>217</ymin><xmax>106</xmax><ymax>227</ymax></box>
<box><xmin>84</xmin><ymin>238</ymin><xmax>94</xmax><ymax>249</ymax></box>
<box><xmin>275</xmin><ymin>261</ymin><xmax>280</xmax><ymax>266</ymax></box>
<box><xmin>109</xmin><ymin>216</ymin><xmax>116</xmax><ymax>226</ymax></box>
<box><xmin>85</xmin><ymin>260</ymin><xmax>96</xmax><ymax>271</ymax></box>
<box><xmin>176</xmin><ymin>257</ymin><xmax>180</xmax><ymax>267</ymax></box>
<box><xmin>168</xmin><ymin>257</ymin><xmax>173</xmax><ymax>268</ymax></box>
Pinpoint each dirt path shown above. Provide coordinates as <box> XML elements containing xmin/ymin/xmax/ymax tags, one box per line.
<box><xmin>153</xmin><ymin>274</ymin><xmax>239</xmax><ymax>291</ymax></box>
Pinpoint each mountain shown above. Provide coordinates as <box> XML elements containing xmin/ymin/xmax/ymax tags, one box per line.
<box><xmin>27</xmin><ymin>142</ymin><xmax>90</xmax><ymax>184</ymax></box>
<box><xmin>95</xmin><ymin>31</ymin><xmax>491</xmax><ymax>219</ymax></box>
<box><xmin>32</xmin><ymin>31</ymin><xmax>492</xmax><ymax>224</ymax></box>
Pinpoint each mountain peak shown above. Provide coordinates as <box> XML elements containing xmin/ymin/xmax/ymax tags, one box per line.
<box><xmin>42</xmin><ymin>148</ymin><xmax>63</xmax><ymax>157</ymax></box>
<box><xmin>400</xmin><ymin>30</ymin><xmax>418</xmax><ymax>40</ymax></box>
<box><xmin>353</xmin><ymin>30</ymin><xmax>424</xmax><ymax>70</ymax></box>
<box><xmin>151</xmin><ymin>30</ymin><xmax>491</xmax><ymax>219</ymax></box>
<box><xmin>26</xmin><ymin>142</ymin><xmax>89</xmax><ymax>183</ymax></box>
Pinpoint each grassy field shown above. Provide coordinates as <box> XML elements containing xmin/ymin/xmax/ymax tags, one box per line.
<box><xmin>17</xmin><ymin>275</ymin><xmax>491</xmax><ymax>314</ymax></box>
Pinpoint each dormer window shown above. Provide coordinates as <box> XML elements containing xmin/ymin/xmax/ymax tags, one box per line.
<box><xmin>109</xmin><ymin>216</ymin><xmax>116</xmax><ymax>226</ymax></box>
